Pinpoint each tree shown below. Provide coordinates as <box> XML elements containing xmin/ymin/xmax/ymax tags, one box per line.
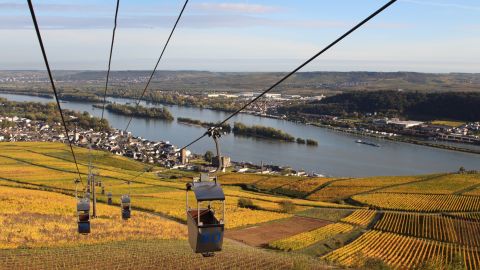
<box><xmin>238</xmin><ymin>198</ymin><xmax>257</xmax><ymax>209</ymax></box>
<box><xmin>204</xmin><ymin>151</ymin><xmax>214</xmax><ymax>162</ymax></box>
<box><xmin>278</xmin><ymin>200</ymin><xmax>296</xmax><ymax>213</ymax></box>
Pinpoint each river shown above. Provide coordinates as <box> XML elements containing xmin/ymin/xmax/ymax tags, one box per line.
<box><xmin>1</xmin><ymin>93</ymin><xmax>479</xmax><ymax>177</ymax></box>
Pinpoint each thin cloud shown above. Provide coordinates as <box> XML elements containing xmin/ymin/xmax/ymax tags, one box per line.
<box><xmin>403</xmin><ymin>0</ymin><xmax>480</xmax><ymax>11</ymax></box>
<box><xmin>195</xmin><ymin>2</ymin><xmax>281</xmax><ymax>13</ymax></box>
<box><xmin>0</xmin><ymin>14</ymin><xmax>408</xmax><ymax>30</ymax></box>
<box><xmin>0</xmin><ymin>2</ymin><xmax>108</xmax><ymax>12</ymax></box>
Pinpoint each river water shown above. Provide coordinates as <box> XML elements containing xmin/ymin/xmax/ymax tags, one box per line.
<box><xmin>1</xmin><ymin>93</ymin><xmax>478</xmax><ymax>177</ymax></box>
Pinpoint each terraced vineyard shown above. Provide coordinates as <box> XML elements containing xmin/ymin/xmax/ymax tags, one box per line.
<box><xmin>375</xmin><ymin>213</ymin><xmax>480</xmax><ymax>246</ymax></box>
<box><xmin>0</xmin><ymin>186</ymin><xmax>186</xmax><ymax>249</ymax></box>
<box><xmin>307</xmin><ymin>186</ymin><xmax>375</xmax><ymax>201</ymax></box>
<box><xmin>451</xmin><ymin>213</ymin><xmax>480</xmax><ymax>222</ymax></box>
<box><xmin>1</xmin><ymin>142</ymin><xmax>480</xmax><ymax>269</ymax></box>
<box><xmin>380</xmin><ymin>173</ymin><xmax>480</xmax><ymax>194</ymax></box>
<box><xmin>269</xmin><ymin>222</ymin><xmax>354</xmax><ymax>251</ymax></box>
<box><xmin>0</xmin><ymin>143</ymin><xmax>337</xmax><ymax>230</ymax></box>
<box><xmin>340</xmin><ymin>210</ymin><xmax>376</xmax><ymax>226</ymax></box>
<box><xmin>323</xmin><ymin>230</ymin><xmax>480</xmax><ymax>269</ymax></box>
<box><xmin>352</xmin><ymin>193</ymin><xmax>480</xmax><ymax>212</ymax></box>
<box><xmin>0</xmin><ymin>239</ymin><xmax>325</xmax><ymax>269</ymax></box>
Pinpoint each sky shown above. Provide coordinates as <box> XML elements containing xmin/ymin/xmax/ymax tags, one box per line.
<box><xmin>0</xmin><ymin>0</ymin><xmax>479</xmax><ymax>72</ymax></box>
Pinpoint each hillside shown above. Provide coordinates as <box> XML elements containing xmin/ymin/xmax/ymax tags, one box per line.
<box><xmin>1</xmin><ymin>142</ymin><xmax>480</xmax><ymax>269</ymax></box>
<box><xmin>1</xmin><ymin>70</ymin><xmax>480</xmax><ymax>95</ymax></box>
<box><xmin>277</xmin><ymin>91</ymin><xmax>480</xmax><ymax>121</ymax></box>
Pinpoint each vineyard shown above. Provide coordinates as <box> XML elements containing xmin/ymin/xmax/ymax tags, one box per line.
<box><xmin>1</xmin><ymin>142</ymin><xmax>480</xmax><ymax>269</ymax></box>
<box><xmin>0</xmin><ymin>239</ymin><xmax>325</xmax><ymax>269</ymax></box>
<box><xmin>375</xmin><ymin>213</ymin><xmax>480</xmax><ymax>246</ymax></box>
<box><xmin>340</xmin><ymin>210</ymin><xmax>376</xmax><ymax>227</ymax></box>
<box><xmin>352</xmin><ymin>193</ymin><xmax>480</xmax><ymax>212</ymax></box>
<box><xmin>323</xmin><ymin>230</ymin><xmax>480</xmax><ymax>270</ymax></box>
<box><xmin>269</xmin><ymin>222</ymin><xmax>354</xmax><ymax>251</ymax></box>
<box><xmin>379</xmin><ymin>173</ymin><xmax>480</xmax><ymax>194</ymax></box>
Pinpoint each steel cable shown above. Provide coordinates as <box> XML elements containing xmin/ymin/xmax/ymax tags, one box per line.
<box><xmin>27</xmin><ymin>0</ymin><xmax>85</xmax><ymax>186</ymax></box>
<box><xmin>177</xmin><ymin>0</ymin><xmax>398</xmax><ymax>153</ymax></box>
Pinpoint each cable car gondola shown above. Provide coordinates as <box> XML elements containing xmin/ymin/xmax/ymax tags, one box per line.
<box><xmin>186</xmin><ymin>127</ymin><xmax>225</xmax><ymax>257</ymax></box>
<box><xmin>107</xmin><ymin>192</ymin><xmax>113</xmax><ymax>205</ymax></box>
<box><xmin>77</xmin><ymin>198</ymin><xmax>91</xmax><ymax>234</ymax></box>
<box><xmin>121</xmin><ymin>194</ymin><xmax>131</xmax><ymax>220</ymax></box>
<box><xmin>186</xmin><ymin>175</ymin><xmax>225</xmax><ymax>257</ymax></box>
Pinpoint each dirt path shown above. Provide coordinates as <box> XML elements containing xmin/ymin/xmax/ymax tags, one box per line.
<box><xmin>225</xmin><ymin>216</ymin><xmax>331</xmax><ymax>247</ymax></box>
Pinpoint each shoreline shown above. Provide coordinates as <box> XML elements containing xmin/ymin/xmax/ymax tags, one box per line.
<box><xmin>308</xmin><ymin>122</ymin><xmax>480</xmax><ymax>155</ymax></box>
<box><xmin>1</xmin><ymin>90</ymin><xmax>478</xmax><ymax>155</ymax></box>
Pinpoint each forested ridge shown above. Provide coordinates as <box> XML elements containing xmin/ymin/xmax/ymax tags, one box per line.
<box><xmin>278</xmin><ymin>91</ymin><xmax>480</xmax><ymax>121</ymax></box>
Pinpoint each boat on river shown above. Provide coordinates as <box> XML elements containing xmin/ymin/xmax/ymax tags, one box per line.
<box><xmin>355</xmin><ymin>139</ymin><xmax>380</xmax><ymax>147</ymax></box>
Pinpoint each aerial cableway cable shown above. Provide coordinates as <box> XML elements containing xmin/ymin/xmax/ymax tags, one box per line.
<box><xmin>121</xmin><ymin>0</ymin><xmax>189</xmax><ymax>183</ymax></box>
<box><xmin>124</xmin><ymin>0</ymin><xmax>189</xmax><ymax>131</ymax></box>
<box><xmin>177</xmin><ymin>0</ymin><xmax>398</xmax><ymax>153</ymax></box>
<box><xmin>27</xmin><ymin>0</ymin><xmax>84</xmax><ymax>185</ymax></box>
<box><xmin>100</xmin><ymin>0</ymin><xmax>121</xmax><ymax>120</ymax></box>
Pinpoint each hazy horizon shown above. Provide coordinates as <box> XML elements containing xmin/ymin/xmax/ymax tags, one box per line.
<box><xmin>1</xmin><ymin>0</ymin><xmax>479</xmax><ymax>72</ymax></box>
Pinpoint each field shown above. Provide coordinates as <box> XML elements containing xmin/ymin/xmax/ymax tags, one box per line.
<box><xmin>431</xmin><ymin>120</ymin><xmax>466</xmax><ymax>127</ymax></box>
<box><xmin>1</xmin><ymin>141</ymin><xmax>480</xmax><ymax>269</ymax></box>
<box><xmin>379</xmin><ymin>173</ymin><xmax>480</xmax><ymax>194</ymax></box>
<box><xmin>269</xmin><ymin>222</ymin><xmax>354</xmax><ymax>251</ymax></box>
<box><xmin>323</xmin><ymin>230</ymin><xmax>480</xmax><ymax>269</ymax></box>
<box><xmin>226</xmin><ymin>216</ymin><xmax>331</xmax><ymax>247</ymax></box>
<box><xmin>352</xmin><ymin>193</ymin><xmax>480</xmax><ymax>212</ymax></box>
<box><xmin>0</xmin><ymin>186</ymin><xmax>186</xmax><ymax>249</ymax></box>
<box><xmin>374</xmin><ymin>213</ymin><xmax>480</xmax><ymax>246</ymax></box>
<box><xmin>340</xmin><ymin>210</ymin><xmax>376</xmax><ymax>227</ymax></box>
<box><xmin>0</xmin><ymin>240</ymin><xmax>325</xmax><ymax>269</ymax></box>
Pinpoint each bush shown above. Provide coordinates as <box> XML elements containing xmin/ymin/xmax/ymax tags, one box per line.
<box><xmin>204</xmin><ymin>151</ymin><xmax>214</xmax><ymax>162</ymax></box>
<box><xmin>238</xmin><ymin>198</ymin><xmax>257</xmax><ymax>209</ymax></box>
<box><xmin>296</xmin><ymin>138</ymin><xmax>306</xmax><ymax>144</ymax></box>
<box><xmin>278</xmin><ymin>200</ymin><xmax>296</xmax><ymax>213</ymax></box>
<box><xmin>306</xmin><ymin>139</ymin><xmax>318</xmax><ymax>146</ymax></box>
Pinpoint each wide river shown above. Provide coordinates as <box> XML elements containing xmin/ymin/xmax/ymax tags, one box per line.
<box><xmin>2</xmin><ymin>93</ymin><xmax>479</xmax><ymax>177</ymax></box>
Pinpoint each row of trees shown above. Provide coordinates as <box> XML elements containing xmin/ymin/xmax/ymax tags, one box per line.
<box><xmin>233</xmin><ymin>122</ymin><xmax>295</xmax><ymax>142</ymax></box>
<box><xmin>177</xmin><ymin>117</ymin><xmax>232</xmax><ymax>132</ymax></box>
<box><xmin>105</xmin><ymin>103</ymin><xmax>174</xmax><ymax>121</ymax></box>
<box><xmin>296</xmin><ymin>138</ymin><xmax>319</xmax><ymax>146</ymax></box>
<box><xmin>278</xmin><ymin>91</ymin><xmax>480</xmax><ymax>121</ymax></box>
<box><xmin>232</xmin><ymin>123</ymin><xmax>318</xmax><ymax>146</ymax></box>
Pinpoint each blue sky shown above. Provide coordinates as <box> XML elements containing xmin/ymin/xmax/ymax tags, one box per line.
<box><xmin>1</xmin><ymin>0</ymin><xmax>479</xmax><ymax>72</ymax></box>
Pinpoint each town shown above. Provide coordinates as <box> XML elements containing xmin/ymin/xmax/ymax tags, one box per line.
<box><xmin>0</xmin><ymin>115</ymin><xmax>313</xmax><ymax>177</ymax></box>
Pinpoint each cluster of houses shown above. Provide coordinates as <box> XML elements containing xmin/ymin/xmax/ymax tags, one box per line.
<box><xmin>1</xmin><ymin>115</ymin><xmax>322</xmax><ymax>177</ymax></box>
<box><xmin>205</xmin><ymin>91</ymin><xmax>325</xmax><ymax>102</ymax></box>
<box><xmin>370</xmin><ymin>118</ymin><xmax>480</xmax><ymax>144</ymax></box>
<box><xmin>0</xmin><ymin>115</ymin><xmax>191</xmax><ymax>167</ymax></box>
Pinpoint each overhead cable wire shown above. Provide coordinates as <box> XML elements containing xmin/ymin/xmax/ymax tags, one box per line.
<box><xmin>177</xmin><ymin>0</ymin><xmax>398</xmax><ymax>152</ymax></box>
<box><xmin>124</xmin><ymin>0</ymin><xmax>189</xmax><ymax>131</ymax></box>
<box><xmin>100</xmin><ymin>0</ymin><xmax>121</xmax><ymax>120</ymax></box>
<box><xmin>27</xmin><ymin>0</ymin><xmax>84</xmax><ymax>185</ymax></box>
<box><xmin>122</xmin><ymin>0</ymin><xmax>189</xmax><ymax>184</ymax></box>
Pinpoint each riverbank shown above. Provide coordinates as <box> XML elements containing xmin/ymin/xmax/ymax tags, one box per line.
<box><xmin>2</xmin><ymin>89</ymin><xmax>477</xmax><ymax>155</ymax></box>
<box><xmin>307</xmin><ymin>122</ymin><xmax>480</xmax><ymax>155</ymax></box>
<box><xmin>1</xmin><ymin>92</ymin><xmax>478</xmax><ymax>177</ymax></box>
